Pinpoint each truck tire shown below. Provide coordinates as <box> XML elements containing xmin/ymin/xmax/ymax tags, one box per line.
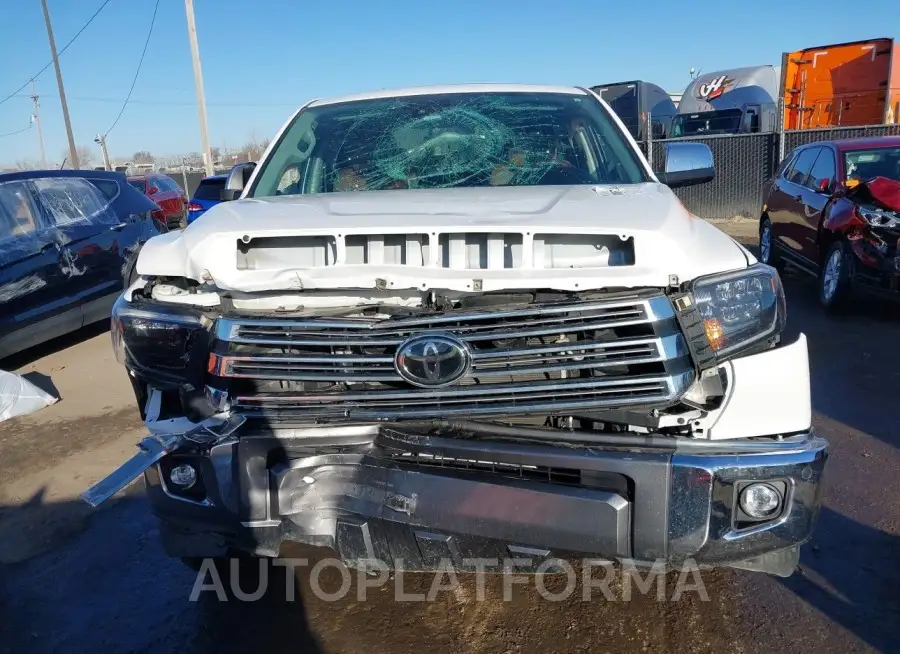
<box><xmin>759</xmin><ymin>217</ymin><xmax>783</xmax><ymax>270</ymax></box>
<box><xmin>819</xmin><ymin>240</ymin><xmax>853</xmax><ymax>313</ymax></box>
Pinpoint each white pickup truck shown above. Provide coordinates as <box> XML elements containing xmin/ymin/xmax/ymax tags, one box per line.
<box><xmin>83</xmin><ymin>84</ymin><xmax>826</xmax><ymax>578</ymax></box>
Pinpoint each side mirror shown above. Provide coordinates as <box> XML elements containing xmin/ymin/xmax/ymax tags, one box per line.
<box><xmin>148</xmin><ymin>186</ymin><xmax>159</xmax><ymax>195</ymax></box>
<box><xmin>220</xmin><ymin>161</ymin><xmax>257</xmax><ymax>202</ymax></box>
<box><xmin>656</xmin><ymin>142</ymin><xmax>715</xmax><ymax>188</ymax></box>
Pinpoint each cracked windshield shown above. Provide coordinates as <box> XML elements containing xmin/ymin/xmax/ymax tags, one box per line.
<box><xmin>251</xmin><ymin>92</ymin><xmax>646</xmax><ymax>197</ymax></box>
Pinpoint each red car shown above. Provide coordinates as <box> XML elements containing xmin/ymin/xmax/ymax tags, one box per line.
<box><xmin>759</xmin><ymin>136</ymin><xmax>900</xmax><ymax>311</ymax></box>
<box><xmin>127</xmin><ymin>174</ymin><xmax>188</xmax><ymax>231</ymax></box>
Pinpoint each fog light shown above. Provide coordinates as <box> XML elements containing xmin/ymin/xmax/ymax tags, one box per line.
<box><xmin>739</xmin><ymin>482</ymin><xmax>781</xmax><ymax>518</ymax></box>
<box><xmin>169</xmin><ymin>463</ymin><xmax>197</xmax><ymax>489</ymax></box>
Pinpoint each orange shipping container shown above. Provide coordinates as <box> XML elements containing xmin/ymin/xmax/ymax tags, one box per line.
<box><xmin>781</xmin><ymin>37</ymin><xmax>900</xmax><ymax>130</ymax></box>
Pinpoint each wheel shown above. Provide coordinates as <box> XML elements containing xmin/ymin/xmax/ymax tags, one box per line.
<box><xmin>759</xmin><ymin>217</ymin><xmax>783</xmax><ymax>270</ymax></box>
<box><xmin>819</xmin><ymin>240</ymin><xmax>853</xmax><ymax>312</ymax></box>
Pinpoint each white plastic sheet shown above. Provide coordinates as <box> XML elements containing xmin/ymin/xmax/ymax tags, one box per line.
<box><xmin>0</xmin><ymin>369</ymin><xmax>58</xmax><ymax>422</ymax></box>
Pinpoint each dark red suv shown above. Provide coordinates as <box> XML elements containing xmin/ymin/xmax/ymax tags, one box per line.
<box><xmin>759</xmin><ymin>136</ymin><xmax>900</xmax><ymax>311</ymax></box>
<box><xmin>127</xmin><ymin>174</ymin><xmax>188</xmax><ymax>230</ymax></box>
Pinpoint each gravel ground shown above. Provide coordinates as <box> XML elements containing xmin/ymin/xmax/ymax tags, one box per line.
<box><xmin>0</xmin><ymin>220</ymin><xmax>898</xmax><ymax>654</ymax></box>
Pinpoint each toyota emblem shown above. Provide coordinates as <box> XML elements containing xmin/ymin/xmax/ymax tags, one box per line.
<box><xmin>395</xmin><ymin>333</ymin><xmax>472</xmax><ymax>388</ymax></box>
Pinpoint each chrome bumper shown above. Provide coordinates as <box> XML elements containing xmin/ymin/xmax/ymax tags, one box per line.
<box><xmin>133</xmin><ymin>424</ymin><xmax>827</xmax><ymax>577</ymax></box>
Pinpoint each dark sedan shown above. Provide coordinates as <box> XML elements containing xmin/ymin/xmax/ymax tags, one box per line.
<box><xmin>759</xmin><ymin>136</ymin><xmax>900</xmax><ymax>311</ymax></box>
<box><xmin>0</xmin><ymin>170</ymin><xmax>162</xmax><ymax>359</ymax></box>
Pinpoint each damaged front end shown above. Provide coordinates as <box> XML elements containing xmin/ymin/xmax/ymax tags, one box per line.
<box><xmin>829</xmin><ymin>177</ymin><xmax>900</xmax><ymax>290</ymax></box>
<box><xmin>82</xmin><ymin>267</ymin><xmax>825</xmax><ymax>577</ymax></box>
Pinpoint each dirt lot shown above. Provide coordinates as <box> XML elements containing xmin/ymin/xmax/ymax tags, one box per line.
<box><xmin>0</xmin><ymin>219</ymin><xmax>898</xmax><ymax>654</ymax></box>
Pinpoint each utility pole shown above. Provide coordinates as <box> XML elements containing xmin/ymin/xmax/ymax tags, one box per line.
<box><xmin>94</xmin><ymin>134</ymin><xmax>111</xmax><ymax>171</ymax></box>
<box><xmin>40</xmin><ymin>0</ymin><xmax>79</xmax><ymax>169</ymax></box>
<box><xmin>181</xmin><ymin>157</ymin><xmax>190</xmax><ymax>194</ymax></box>
<box><xmin>184</xmin><ymin>0</ymin><xmax>214</xmax><ymax>177</ymax></box>
<box><xmin>29</xmin><ymin>80</ymin><xmax>47</xmax><ymax>168</ymax></box>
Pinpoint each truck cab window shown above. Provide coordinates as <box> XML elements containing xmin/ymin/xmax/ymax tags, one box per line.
<box><xmin>741</xmin><ymin>106</ymin><xmax>761</xmax><ymax>133</ymax></box>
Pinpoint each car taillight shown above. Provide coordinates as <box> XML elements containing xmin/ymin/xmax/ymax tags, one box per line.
<box><xmin>188</xmin><ymin>202</ymin><xmax>202</xmax><ymax>212</ymax></box>
<box><xmin>149</xmin><ymin>208</ymin><xmax>167</xmax><ymax>232</ymax></box>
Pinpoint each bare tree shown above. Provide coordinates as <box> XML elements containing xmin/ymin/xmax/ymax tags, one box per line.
<box><xmin>133</xmin><ymin>150</ymin><xmax>154</xmax><ymax>164</ymax></box>
<box><xmin>61</xmin><ymin>145</ymin><xmax>96</xmax><ymax>169</ymax></box>
<box><xmin>183</xmin><ymin>151</ymin><xmax>202</xmax><ymax>167</ymax></box>
<box><xmin>242</xmin><ymin>137</ymin><xmax>271</xmax><ymax>162</ymax></box>
<box><xmin>14</xmin><ymin>159</ymin><xmax>41</xmax><ymax>171</ymax></box>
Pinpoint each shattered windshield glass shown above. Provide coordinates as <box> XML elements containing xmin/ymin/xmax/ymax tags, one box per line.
<box><xmin>250</xmin><ymin>91</ymin><xmax>647</xmax><ymax>197</ymax></box>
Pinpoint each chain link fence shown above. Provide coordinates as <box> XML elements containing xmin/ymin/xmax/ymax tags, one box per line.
<box><xmin>651</xmin><ymin>133</ymin><xmax>777</xmax><ymax>221</ymax></box>
<box><xmin>646</xmin><ymin>124</ymin><xmax>900</xmax><ymax>220</ymax></box>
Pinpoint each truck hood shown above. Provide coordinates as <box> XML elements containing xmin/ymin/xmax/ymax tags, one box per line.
<box><xmin>136</xmin><ymin>184</ymin><xmax>750</xmax><ymax>293</ymax></box>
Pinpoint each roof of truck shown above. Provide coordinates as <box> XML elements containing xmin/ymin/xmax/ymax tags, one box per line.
<box><xmin>309</xmin><ymin>84</ymin><xmax>587</xmax><ymax>107</ymax></box>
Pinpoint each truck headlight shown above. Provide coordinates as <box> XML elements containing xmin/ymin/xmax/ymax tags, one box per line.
<box><xmin>111</xmin><ymin>294</ymin><xmax>212</xmax><ymax>388</ymax></box>
<box><xmin>690</xmin><ymin>263</ymin><xmax>786</xmax><ymax>359</ymax></box>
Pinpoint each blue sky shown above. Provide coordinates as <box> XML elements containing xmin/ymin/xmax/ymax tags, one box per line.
<box><xmin>1</xmin><ymin>0</ymin><xmax>897</xmax><ymax>164</ymax></box>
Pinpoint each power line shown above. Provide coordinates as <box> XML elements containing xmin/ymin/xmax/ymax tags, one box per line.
<box><xmin>82</xmin><ymin>96</ymin><xmax>298</xmax><ymax>108</ymax></box>
<box><xmin>5</xmin><ymin>93</ymin><xmax>298</xmax><ymax>108</ymax></box>
<box><xmin>0</xmin><ymin>0</ymin><xmax>114</xmax><ymax>108</ymax></box>
<box><xmin>105</xmin><ymin>0</ymin><xmax>159</xmax><ymax>136</ymax></box>
<box><xmin>0</xmin><ymin>124</ymin><xmax>33</xmax><ymax>139</ymax></box>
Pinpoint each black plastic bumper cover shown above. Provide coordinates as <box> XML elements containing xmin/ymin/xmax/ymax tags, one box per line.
<box><xmin>146</xmin><ymin>426</ymin><xmax>828</xmax><ymax>573</ymax></box>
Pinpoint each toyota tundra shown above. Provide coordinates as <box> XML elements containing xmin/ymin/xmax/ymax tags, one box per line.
<box><xmin>82</xmin><ymin>84</ymin><xmax>827</xmax><ymax>578</ymax></box>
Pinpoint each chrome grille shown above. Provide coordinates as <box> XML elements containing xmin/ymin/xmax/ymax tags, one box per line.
<box><xmin>209</xmin><ymin>294</ymin><xmax>694</xmax><ymax>421</ymax></box>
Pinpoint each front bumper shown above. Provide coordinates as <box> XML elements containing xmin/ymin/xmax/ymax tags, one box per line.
<box><xmin>144</xmin><ymin>424</ymin><xmax>827</xmax><ymax>577</ymax></box>
<box><xmin>848</xmin><ymin>230</ymin><xmax>900</xmax><ymax>295</ymax></box>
